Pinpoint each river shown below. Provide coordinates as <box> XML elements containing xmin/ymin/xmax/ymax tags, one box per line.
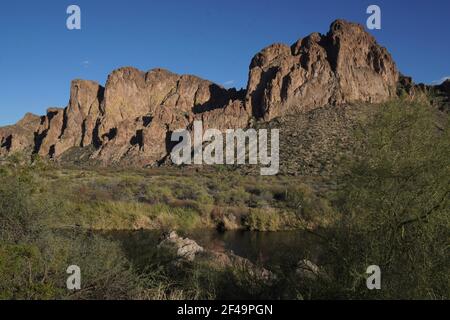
<box><xmin>108</xmin><ymin>229</ymin><xmax>323</xmax><ymax>272</ymax></box>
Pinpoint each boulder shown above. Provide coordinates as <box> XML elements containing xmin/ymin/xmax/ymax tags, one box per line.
<box><xmin>209</xmin><ymin>251</ymin><xmax>274</xmax><ymax>281</ymax></box>
<box><xmin>296</xmin><ymin>259</ymin><xmax>327</xmax><ymax>281</ymax></box>
<box><xmin>158</xmin><ymin>231</ymin><xmax>204</xmax><ymax>261</ymax></box>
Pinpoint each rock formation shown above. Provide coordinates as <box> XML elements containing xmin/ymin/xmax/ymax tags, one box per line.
<box><xmin>1</xmin><ymin>19</ymin><xmax>443</xmax><ymax>166</ymax></box>
<box><xmin>398</xmin><ymin>75</ymin><xmax>450</xmax><ymax>111</ymax></box>
<box><xmin>158</xmin><ymin>231</ymin><xmax>204</xmax><ymax>261</ymax></box>
<box><xmin>157</xmin><ymin>231</ymin><xmax>273</xmax><ymax>281</ymax></box>
<box><xmin>245</xmin><ymin>19</ymin><xmax>399</xmax><ymax>120</ymax></box>
<box><xmin>1</xmin><ymin>68</ymin><xmax>247</xmax><ymax>165</ymax></box>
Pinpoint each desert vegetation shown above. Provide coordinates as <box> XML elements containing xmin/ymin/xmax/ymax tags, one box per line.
<box><xmin>0</xmin><ymin>100</ymin><xmax>448</xmax><ymax>299</ymax></box>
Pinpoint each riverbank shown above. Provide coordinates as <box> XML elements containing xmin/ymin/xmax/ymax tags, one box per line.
<box><xmin>1</xmin><ymin>100</ymin><xmax>448</xmax><ymax>299</ymax></box>
<box><xmin>19</xmin><ymin>163</ymin><xmax>337</xmax><ymax>232</ymax></box>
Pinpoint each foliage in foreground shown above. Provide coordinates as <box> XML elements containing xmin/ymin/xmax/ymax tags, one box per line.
<box><xmin>310</xmin><ymin>101</ymin><xmax>450</xmax><ymax>299</ymax></box>
<box><xmin>0</xmin><ymin>100</ymin><xmax>448</xmax><ymax>299</ymax></box>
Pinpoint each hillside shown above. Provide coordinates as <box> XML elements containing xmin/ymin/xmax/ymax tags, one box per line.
<box><xmin>0</xmin><ymin>19</ymin><xmax>405</xmax><ymax>166</ymax></box>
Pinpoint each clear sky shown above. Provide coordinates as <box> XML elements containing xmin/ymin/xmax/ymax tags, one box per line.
<box><xmin>0</xmin><ymin>0</ymin><xmax>449</xmax><ymax>126</ymax></box>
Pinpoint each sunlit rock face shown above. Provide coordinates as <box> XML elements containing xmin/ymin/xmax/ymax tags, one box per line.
<box><xmin>0</xmin><ymin>19</ymin><xmax>410</xmax><ymax>166</ymax></box>
<box><xmin>245</xmin><ymin>19</ymin><xmax>399</xmax><ymax>120</ymax></box>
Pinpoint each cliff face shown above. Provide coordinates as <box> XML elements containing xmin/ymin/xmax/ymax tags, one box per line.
<box><xmin>85</xmin><ymin>67</ymin><xmax>247</xmax><ymax>165</ymax></box>
<box><xmin>0</xmin><ymin>68</ymin><xmax>247</xmax><ymax>165</ymax></box>
<box><xmin>245</xmin><ymin>20</ymin><xmax>399</xmax><ymax>120</ymax></box>
<box><xmin>0</xmin><ymin>19</ymin><xmax>438</xmax><ymax>166</ymax></box>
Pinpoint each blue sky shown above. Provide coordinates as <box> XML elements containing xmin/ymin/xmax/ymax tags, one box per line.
<box><xmin>0</xmin><ymin>0</ymin><xmax>449</xmax><ymax>126</ymax></box>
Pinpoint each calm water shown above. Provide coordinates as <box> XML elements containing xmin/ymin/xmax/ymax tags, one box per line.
<box><xmin>109</xmin><ymin>229</ymin><xmax>323</xmax><ymax>271</ymax></box>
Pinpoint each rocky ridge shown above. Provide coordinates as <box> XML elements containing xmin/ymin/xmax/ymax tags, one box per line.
<box><xmin>0</xmin><ymin>19</ymin><xmax>445</xmax><ymax>167</ymax></box>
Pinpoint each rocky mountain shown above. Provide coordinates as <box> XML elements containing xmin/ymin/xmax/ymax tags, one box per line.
<box><xmin>0</xmin><ymin>19</ymin><xmax>445</xmax><ymax>166</ymax></box>
<box><xmin>246</xmin><ymin>19</ymin><xmax>398</xmax><ymax>120</ymax></box>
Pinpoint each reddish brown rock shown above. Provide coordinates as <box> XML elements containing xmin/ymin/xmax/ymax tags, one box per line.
<box><xmin>55</xmin><ymin>79</ymin><xmax>104</xmax><ymax>155</ymax></box>
<box><xmin>91</xmin><ymin>67</ymin><xmax>247</xmax><ymax>165</ymax></box>
<box><xmin>0</xmin><ymin>113</ymin><xmax>41</xmax><ymax>156</ymax></box>
<box><xmin>1</xmin><ymin>19</ymin><xmax>431</xmax><ymax>167</ymax></box>
<box><xmin>246</xmin><ymin>19</ymin><xmax>399</xmax><ymax>120</ymax></box>
<box><xmin>35</xmin><ymin>108</ymin><xmax>65</xmax><ymax>157</ymax></box>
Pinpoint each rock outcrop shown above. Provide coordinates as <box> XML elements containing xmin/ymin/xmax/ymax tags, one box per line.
<box><xmin>398</xmin><ymin>75</ymin><xmax>450</xmax><ymax>111</ymax></box>
<box><xmin>1</xmin><ymin>67</ymin><xmax>247</xmax><ymax>165</ymax></box>
<box><xmin>90</xmin><ymin>67</ymin><xmax>247</xmax><ymax>165</ymax></box>
<box><xmin>296</xmin><ymin>259</ymin><xmax>324</xmax><ymax>281</ymax></box>
<box><xmin>54</xmin><ymin>79</ymin><xmax>104</xmax><ymax>157</ymax></box>
<box><xmin>2</xmin><ymin>19</ymin><xmax>438</xmax><ymax>166</ymax></box>
<box><xmin>245</xmin><ymin>19</ymin><xmax>399</xmax><ymax>120</ymax></box>
<box><xmin>158</xmin><ymin>231</ymin><xmax>204</xmax><ymax>261</ymax></box>
<box><xmin>157</xmin><ymin>231</ymin><xmax>273</xmax><ymax>281</ymax></box>
<box><xmin>0</xmin><ymin>113</ymin><xmax>40</xmax><ymax>156</ymax></box>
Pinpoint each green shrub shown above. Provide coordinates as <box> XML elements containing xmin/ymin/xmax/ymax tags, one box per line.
<box><xmin>319</xmin><ymin>100</ymin><xmax>450</xmax><ymax>299</ymax></box>
<box><xmin>244</xmin><ymin>208</ymin><xmax>281</xmax><ymax>231</ymax></box>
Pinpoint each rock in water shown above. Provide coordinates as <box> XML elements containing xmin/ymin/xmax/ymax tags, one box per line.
<box><xmin>158</xmin><ymin>231</ymin><xmax>204</xmax><ymax>261</ymax></box>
